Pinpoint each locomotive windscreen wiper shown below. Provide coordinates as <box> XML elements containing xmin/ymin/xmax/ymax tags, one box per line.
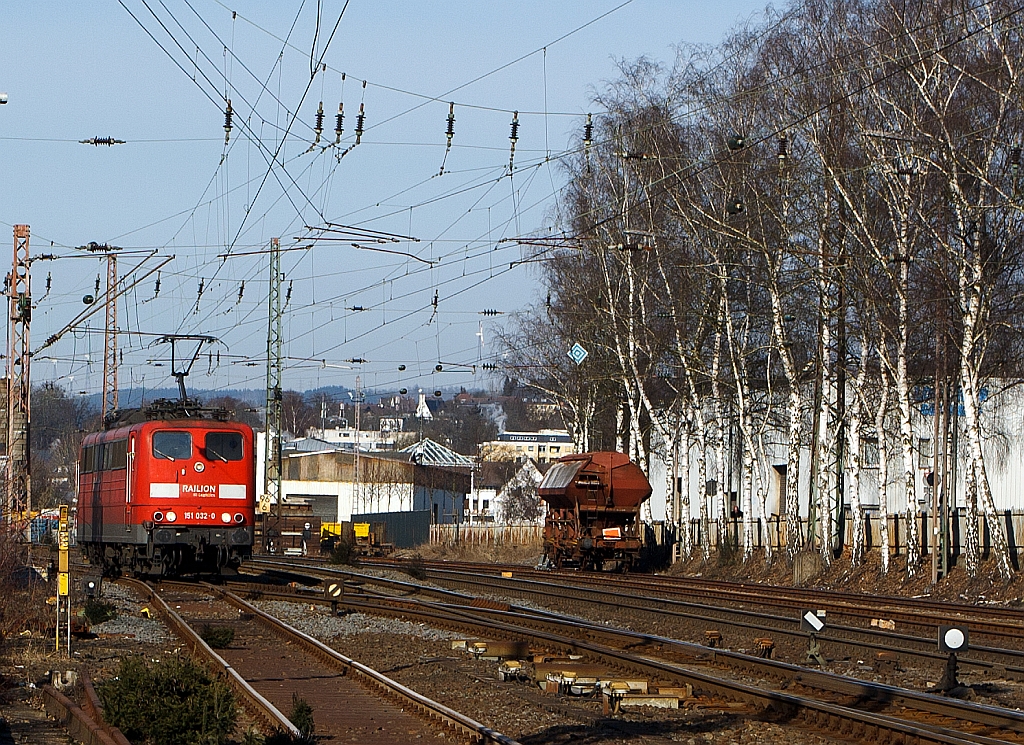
<box><xmin>153</xmin><ymin>447</ymin><xmax>175</xmax><ymax>462</ymax></box>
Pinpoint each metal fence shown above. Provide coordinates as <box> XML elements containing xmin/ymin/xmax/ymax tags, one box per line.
<box><xmin>428</xmin><ymin>510</ymin><xmax>1023</xmax><ymax>567</ymax></box>
<box><xmin>352</xmin><ymin>510</ymin><xmax>431</xmax><ymax>549</ymax></box>
<box><xmin>673</xmin><ymin>509</ymin><xmax>1024</xmax><ymax>565</ymax></box>
<box><xmin>430</xmin><ymin>523</ymin><xmax>544</xmax><ymax>547</ymax></box>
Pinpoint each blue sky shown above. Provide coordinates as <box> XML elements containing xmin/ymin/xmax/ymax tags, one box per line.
<box><xmin>0</xmin><ymin>0</ymin><xmax>768</xmax><ymax>400</ymax></box>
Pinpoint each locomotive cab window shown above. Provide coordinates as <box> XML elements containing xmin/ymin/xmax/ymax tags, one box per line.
<box><xmin>152</xmin><ymin>431</ymin><xmax>192</xmax><ymax>461</ymax></box>
<box><xmin>205</xmin><ymin>432</ymin><xmax>243</xmax><ymax>462</ymax></box>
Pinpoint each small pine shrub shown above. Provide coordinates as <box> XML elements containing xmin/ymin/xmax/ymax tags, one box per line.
<box><xmin>241</xmin><ymin>727</ymin><xmax>264</xmax><ymax>745</ymax></box>
<box><xmin>82</xmin><ymin>599</ymin><xmax>117</xmax><ymax>625</ymax></box>
<box><xmin>329</xmin><ymin>540</ymin><xmax>358</xmax><ymax>566</ymax></box>
<box><xmin>98</xmin><ymin>655</ymin><xmax>236</xmax><ymax>745</ymax></box>
<box><xmin>200</xmin><ymin>625</ymin><xmax>235</xmax><ymax>649</ymax></box>
<box><xmin>405</xmin><ymin>554</ymin><xmax>427</xmax><ymax>580</ymax></box>
<box><xmin>290</xmin><ymin>694</ymin><xmax>314</xmax><ymax>741</ymax></box>
<box><xmin>264</xmin><ymin>731</ymin><xmax>304</xmax><ymax>745</ymax></box>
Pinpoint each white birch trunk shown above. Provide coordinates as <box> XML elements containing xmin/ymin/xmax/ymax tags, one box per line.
<box><xmin>765</xmin><ymin>258</ymin><xmax>804</xmax><ymax>560</ymax></box>
<box><xmin>741</xmin><ymin>447</ymin><xmax>754</xmax><ymax>560</ymax></box>
<box><xmin>756</xmin><ymin>431</ymin><xmax>773</xmax><ymax>563</ymax></box>
<box><xmin>963</xmin><ymin>456</ymin><xmax>980</xmax><ymax>576</ymax></box>
<box><xmin>875</xmin><ymin>382</ymin><xmax>892</xmax><ymax>575</ymax></box>
<box><xmin>896</xmin><ymin>256</ymin><xmax>921</xmax><ymax>574</ymax></box>
<box><xmin>615</xmin><ymin>398</ymin><xmax>625</xmax><ymax>455</ymax></box>
<box><xmin>710</xmin><ymin>311</ymin><xmax>729</xmax><ymax>546</ymax></box>
<box><xmin>847</xmin><ymin>361</ymin><xmax>866</xmax><ymax>566</ymax></box>
<box><xmin>957</xmin><ymin>235</ymin><xmax>1013</xmax><ymax>579</ymax></box>
<box><xmin>814</xmin><ymin>291</ymin><xmax>835</xmax><ymax>567</ymax></box>
<box><xmin>679</xmin><ymin>424</ymin><xmax>694</xmax><ymax>559</ymax></box>
<box><xmin>960</xmin><ymin>370</ymin><xmax>1012</xmax><ymax>579</ymax></box>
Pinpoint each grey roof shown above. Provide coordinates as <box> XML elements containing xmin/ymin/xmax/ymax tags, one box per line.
<box><xmin>399</xmin><ymin>438</ymin><xmax>475</xmax><ymax>468</ymax></box>
<box><xmin>284</xmin><ymin>437</ymin><xmax>344</xmax><ymax>453</ymax></box>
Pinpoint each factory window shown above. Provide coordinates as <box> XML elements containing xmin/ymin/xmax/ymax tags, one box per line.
<box><xmin>550</xmin><ymin>446</ymin><xmax>560</xmax><ymax>453</ymax></box>
<box><xmin>482</xmin><ymin>500</ymin><xmax>490</xmax><ymax>511</ymax></box>
<box><xmin>862</xmin><ymin>437</ymin><xmax>879</xmax><ymax>468</ymax></box>
<box><xmin>918</xmin><ymin>437</ymin><xmax>932</xmax><ymax>469</ymax></box>
<box><xmin>538</xmin><ymin>445</ymin><xmax>546</xmax><ymax>453</ymax></box>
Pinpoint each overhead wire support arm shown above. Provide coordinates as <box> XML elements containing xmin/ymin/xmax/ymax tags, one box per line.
<box><xmin>35</xmin><ymin>254</ymin><xmax>173</xmax><ymax>355</ymax></box>
<box><xmin>315</xmin><ymin>222</ymin><xmax>420</xmax><ymax>242</ymax></box>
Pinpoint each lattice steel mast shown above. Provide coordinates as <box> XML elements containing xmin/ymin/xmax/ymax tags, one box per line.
<box><xmin>263</xmin><ymin>238</ymin><xmax>284</xmax><ymax>526</ymax></box>
<box><xmin>6</xmin><ymin>225</ymin><xmax>31</xmax><ymax>522</ymax></box>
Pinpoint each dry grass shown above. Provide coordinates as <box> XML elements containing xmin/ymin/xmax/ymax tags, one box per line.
<box><xmin>1</xmin><ymin>527</ymin><xmax>58</xmax><ymax>676</ymax></box>
<box><xmin>399</xmin><ymin>541</ymin><xmax>543</xmax><ymax>566</ymax></box>
<box><xmin>669</xmin><ymin>546</ymin><xmax>1024</xmax><ymax>605</ymax></box>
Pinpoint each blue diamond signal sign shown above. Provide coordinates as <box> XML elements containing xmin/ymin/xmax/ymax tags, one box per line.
<box><xmin>568</xmin><ymin>342</ymin><xmax>589</xmax><ymax>366</ymax></box>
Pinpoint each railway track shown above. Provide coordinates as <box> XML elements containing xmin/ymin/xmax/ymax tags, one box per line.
<box><xmin>361</xmin><ymin>558</ymin><xmax>1024</xmax><ymax>635</ymax></box>
<box><xmin>122</xmin><ymin>577</ymin><xmax>520</xmax><ymax>744</ymax></box>
<box><xmin>241</xmin><ymin>558</ymin><xmax>1024</xmax><ymax>745</ymax></box>
<box><xmin>269</xmin><ymin>557</ymin><xmax>1024</xmax><ymax>683</ymax></box>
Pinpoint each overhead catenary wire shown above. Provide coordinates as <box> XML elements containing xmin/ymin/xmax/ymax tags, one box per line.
<box><xmin>68</xmin><ymin>0</ymin><xmax>995</xmax><ymax>399</ymax></box>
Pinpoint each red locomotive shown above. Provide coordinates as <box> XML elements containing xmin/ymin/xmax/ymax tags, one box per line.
<box><xmin>77</xmin><ymin>401</ymin><xmax>256</xmax><ymax>576</ymax></box>
<box><xmin>538</xmin><ymin>451</ymin><xmax>652</xmax><ymax>571</ymax></box>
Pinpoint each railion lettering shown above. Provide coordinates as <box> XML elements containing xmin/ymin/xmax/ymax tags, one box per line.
<box><xmin>181</xmin><ymin>484</ymin><xmax>217</xmax><ymax>494</ymax></box>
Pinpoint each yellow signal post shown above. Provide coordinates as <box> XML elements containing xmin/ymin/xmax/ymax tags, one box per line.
<box><xmin>56</xmin><ymin>505</ymin><xmax>71</xmax><ymax>656</ymax></box>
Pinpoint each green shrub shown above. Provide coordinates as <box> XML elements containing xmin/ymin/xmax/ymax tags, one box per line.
<box><xmin>405</xmin><ymin>554</ymin><xmax>427</xmax><ymax>580</ymax></box>
<box><xmin>199</xmin><ymin>625</ymin><xmax>235</xmax><ymax>649</ymax></box>
<box><xmin>290</xmin><ymin>694</ymin><xmax>314</xmax><ymax>741</ymax></box>
<box><xmin>98</xmin><ymin>655</ymin><xmax>236</xmax><ymax>745</ymax></box>
<box><xmin>329</xmin><ymin>540</ymin><xmax>358</xmax><ymax>566</ymax></box>
<box><xmin>264</xmin><ymin>731</ymin><xmax>301</xmax><ymax>745</ymax></box>
<box><xmin>240</xmin><ymin>727</ymin><xmax>264</xmax><ymax>745</ymax></box>
<box><xmin>82</xmin><ymin>599</ymin><xmax>117</xmax><ymax>625</ymax></box>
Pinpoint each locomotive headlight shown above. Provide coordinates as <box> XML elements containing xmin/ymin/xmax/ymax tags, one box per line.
<box><xmin>153</xmin><ymin>512</ymin><xmax>164</xmax><ymax>523</ymax></box>
<box><xmin>165</xmin><ymin>511</ymin><xmax>177</xmax><ymax>522</ymax></box>
<box><xmin>233</xmin><ymin>513</ymin><xmax>244</xmax><ymax>524</ymax></box>
<box><xmin>221</xmin><ymin>512</ymin><xmax>231</xmax><ymax>523</ymax></box>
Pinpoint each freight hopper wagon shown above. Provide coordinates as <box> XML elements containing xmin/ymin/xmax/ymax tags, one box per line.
<box><xmin>77</xmin><ymin>401</ymin><xmax>256</xmax><ymax>576</ymax></box>
<box><xmin>538</xmin><ymin>451</ymin><xmax>652</xmax><ymax>571</ymax></box>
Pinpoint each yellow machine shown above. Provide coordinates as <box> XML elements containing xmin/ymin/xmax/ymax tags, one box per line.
<box><xmin>319</xmin><ymin>521</ymin><xmax>394</xmax><ymax>557</ymax></box>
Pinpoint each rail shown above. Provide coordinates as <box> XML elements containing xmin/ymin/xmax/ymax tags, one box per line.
<box><xmin>121</xmin><ymin>578</ymin><xmax>301</xmax><ymax>738</ymax></box>
<box><xmin>202</xmin><ymin>582</ymin><xmax>521</xmax><ymax>745</ymax></box>
<box><xmin>249</xmin><ymin>557</ymin><xmax>1024</xmax><ymax>745</ymax></box>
